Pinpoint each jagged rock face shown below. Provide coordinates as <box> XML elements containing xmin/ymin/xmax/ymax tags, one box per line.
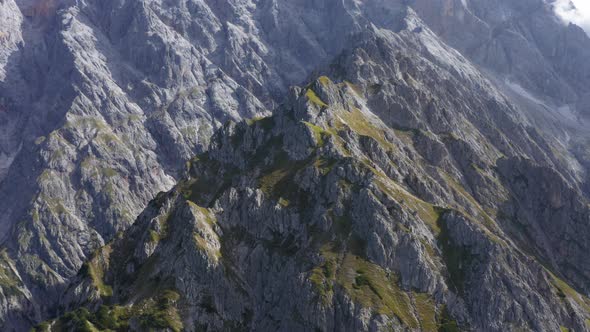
<box><xmin>410</xmin><ymin>0</ymin><xmax>590</xmax><ymax>113</ymax></box>
<box><xmin>1</xmin><ymin>0</ymin><xmax>590</xmax><ymax>331</ymax></box>
<box><xmin>0</xmin><ymin>0</ymin><xmax>364</xmax><ymax>328</ymax></box>
<box><xmin>496</xmin><ymin>157</ymin><xmax>590</xmax><ymax>294</ymax></box>
<box><xmin>55</xmin><ymin>73</ymin><xmax>590</xmax><ymax>332</ymax></box>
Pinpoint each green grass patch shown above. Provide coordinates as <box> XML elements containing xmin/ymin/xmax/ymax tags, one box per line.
<box><xmin>40</xmin><ymin>195</ymin><xmax>69</xmax><ymax>216</ymax></box>
<box><xmin>259</xmin><ymin>164</ymin><xmax>293</xmax><ymax>197</ymax></box>
<box><xmin>149</xmin><ymin>230</ymin><xmax>160</xmax><ymax>243</ymax></box>
<box><xmin>303</xmin><ymin>121</ymin><xmax>350</xmax><ymax>155</ymax></box>
<box><xmin>373</xmin><ymin>176</ymin><xmax>441</xmax><ymax>235</ymax></box>
<box><xmin>32</xmin><ymin>209</ymin><xmax>40</xmax><ymax>222</ymax></box>
<box><xmin>127</xmin><ymin>114</ymin><xmax>143</xmax><ymax>122</ymax></box>
<box><xmin>278</xmin><ymin>197</ymin><xmax>290</xmax><ymax>207</ymax></box>
<box><xmin>306</xmin><ymin>89</ymin><xmax>328</xmax><ymax>108</ymax></box>
<box><xmin>30</xmin><ymin>321</ymin><xmax>51</xmax><ymax>332</ymax></box>
<box><xmin>38</xmin><ymin>170</ymin><xmax>53</xmax><ymax>182</ymax></box>
<box><xmin>548</xmin><ymin>271</ymin><xmax>590</xmax><ymax>313</ymax></box>
<box><xmin>99</xmin><ymin>132</ymin><xmax>121</xmax><ymax>145</ymax></box>
<box><xmin>340</xmin><ymin>108</ymin><xmax>396</xmax><ymax>152</ymax></box>
<box><xmin>187</xmin><ymin>202</ymin><xmax>221</xmax><ymax>261</ymax></box>
<box><xmin>318</xmin><ymin>76</ymin><xmax>332</xmax><ymax>86</ymax></box>
<box><xmin>193</xmin><ymin>232</ymin><xmax>221</xmax><ymax>262</ymax></box>
<box><xmin>180</xmin><ymin>154</ymin><xmax>239</xmax><ymax>207</ymax></box>
<box><xmin>414</xmin><ymin>292</ymin><xmax>437</xmax><ymax>331</ymax></box>
<box><xmin>187</xmin><ymin>201</ymin><xmax>216</xmax><ymax>226</ymax></box>
<box><xmin>246</xmin><ymin>116</ymin><xmax>274</xmax><ymax>130</ymax></box>
<box><xmin>101</xmin><ymin>167</ymin><xmax>118</xmax><ymax>178</ymax></box>
<box><xmin>314</xmin><ymin>158</ymin><xmax>338</xmax><ymax>176</ymax></box>
<box><xmin>65</xmin><ymin>117</ymin><xmax>108</xmax><ymax>131</ymax></box>
<box><xmin>137</xmin><ymin>292</ymin><xmax>183</xmax><ymax>332</ymax></box>
<box><xmin>181</xmin><ymin>176</ymin><xmax>219</xmax><ymax>205</ymax></box>
<box><xmin>440</xmin><ymin>172</ymin><xmax>499</xmax><ymax>235</ymax></box>
<box><xmin>151</xmin><ymin>213</ymin><xmax>171</xmax><ymax>243</ymax></box>
<box><xmin>310</xmin><ymin>253</ymin><xmax>337</xmax><ymax>305</ymax></box>
<box><xmin>34</xmin><ymin>136</ymin><xmax>46</xmax><ymax>145</ymax></box>
<box><xmin>393</xmin><ymin>128</ymin><xmax>417</xmax><ymax>146</ymax></box>
<box><xmin>310</xmin><ymin>244</ymin><xmax>421</xmax><ymax>327</ymax></box>
<box><xmin>257</xmin><ymin>151</ymin><xmax>308</xmax><ymax>206</ymax></box>
<box><xmin>0</xmin><ymin>250</ymin><xmax>22</xmax><ymax>296</ymax></box>
<box><xmin>336</xmin><ymin>252</ymin><xmax>418</xmax><ymax>327</ymax></box>
<box><xmin>80</xmin><ymin>246</ymin><xmax>113</xmax><ymax>298</ymax></box>
<box><xmin>81</xmin><ymin>156</ymin><xmax>95</xmax><ymax>170</ymax></box>
<box><xmin>303</xmin><ymin>121</ymin><xmax>335</xmax><ymax>147</ymax></box>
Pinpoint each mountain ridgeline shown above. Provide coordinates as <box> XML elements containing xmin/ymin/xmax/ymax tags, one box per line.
<box><xmin>0</xmin><ymin>0</ymin><xmax>590</xmax><ymax>331</ymax></box>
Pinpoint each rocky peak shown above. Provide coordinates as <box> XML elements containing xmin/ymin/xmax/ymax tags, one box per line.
<box><xmin>45</xmin><ymin>74</ymin><xmax>590</xmax><ymax>332</ymax></box>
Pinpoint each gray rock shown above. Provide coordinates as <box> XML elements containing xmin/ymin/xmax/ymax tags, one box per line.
<box><xmin>0</xmin><ymin>0</ymin><xmax>589</xmax><ymax>331</ymax></box>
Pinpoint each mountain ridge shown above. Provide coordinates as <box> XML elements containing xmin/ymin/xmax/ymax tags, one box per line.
<box><xmin>49</xmin><ymin>72</ymin><xmax>590</xmax><ymax>331</ymax></box>
<box><xmin>0</xmin><ymin>0</ymin><xmax>589</xmax><ymax>330</ymax></box>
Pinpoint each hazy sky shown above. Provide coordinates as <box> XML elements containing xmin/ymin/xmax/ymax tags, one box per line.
<box><xmin>554</xmin><ymin>0</ymin><xmax>590</xmax><ymax>35</ymax></box>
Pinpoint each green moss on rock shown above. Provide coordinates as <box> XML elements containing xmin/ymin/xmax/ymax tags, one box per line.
<box><xmin>246</xmin><ymin>116</ymin><xmax>274</xmax><ymax>130</ymax></box>
<box><xmin>373</xmin><ymin>174</ymin><xmax>441</xmax><ymax>235</ymax></box>
<box><xmin>100</xmin><ymin>167</ymin><xmax>118</xmax><ymax>178</ymax></box>
<box><xmin>34</xmin><ymin>136</ymin><xmax>46</xmax><ymax>145</ymax></box>
<box><xmin>340</xmin><ymin>108</ymin><xmax>396</xmax><ymax>152</ymax></box>
<box><xmin>310</xmin><ymin>245</ymin><xmax>421</xmax><ymax>328</ymax></box>
<box><xmin>548</xmin><ymin>271</ymin><xmax>590</xmax><ymax>313</ymax></box>
<box><xmin>310</xmin><ymin>253</ymin><xmax>337</xmax><ymax>304</ymax></box>
<box><xmin>414</xmin><ymin>292</ymin><xmax>437</xmax><ymax>331</ymax></box>
<box><xmin>318</xmin><ymin>76</ymin><xmax>332</xmax><ymax>86</ymax></box>
<box><xmin>0</xmin><ymin>250</ymin><xmax>22</xmax><ymax>296</ymax></box>
<box><xmin>80</xmin><ymin>246</ymin><xmax>113</xmax><ymax>298</ymax></box>
<box><xmin>337</xmin><ymin>252</ymin><xmax>418</xmax><ymax>327</ymax></box>
<box><xmin>306</xmin><ymin>89</ymin><xmax>328</xmax><ymax>108</ymax></box>
<box><xmin>303</xmin><ymin>121</ymin><xmax>331</xmax><ymax>147</ymax></box>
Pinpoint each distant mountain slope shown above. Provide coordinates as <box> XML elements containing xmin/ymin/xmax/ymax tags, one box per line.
<box><xmin>412</xmin><ymin>0</ymin><xmax>590</xmax><ymax>112</ymax></box>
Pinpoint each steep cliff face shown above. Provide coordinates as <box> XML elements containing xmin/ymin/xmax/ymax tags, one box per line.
<box><xmin>411</xmin><ymin>0</ymin><xmax>590</xmax><ymax>111</ymax></box>
<box><xmin>1</xmin><ymin>0</ymin><xmax>590</xmax><ymax>331</ymax></box>
<box><xmin>410</xmin><ymin>0</ymin><xmax>590</xmax><ymax>182</ymax></box>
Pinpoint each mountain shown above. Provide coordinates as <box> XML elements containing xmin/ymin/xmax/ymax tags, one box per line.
<box><xmin>1</xmin><ymin>0</ymin><xmax>589</xmax><ymax>331</ymax></box>
<box><xmin>56</xmin><ymin>66</ymin><xmax>590</xmax><ymax>331</ymax></box>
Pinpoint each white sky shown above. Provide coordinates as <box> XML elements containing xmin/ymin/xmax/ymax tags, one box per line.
<box><xmin>554</xmin><ymin>0</ymin><xmax>590</xmax><ymax>36</ymax></box>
